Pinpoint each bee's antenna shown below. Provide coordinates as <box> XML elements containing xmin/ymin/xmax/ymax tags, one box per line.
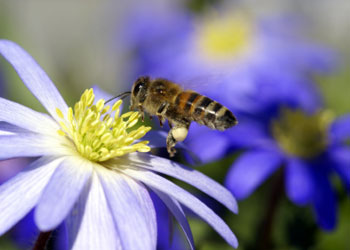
<box><xmin>105</xmin><ymin>91</ymin><xmax>131</xmax><ymax>104</ymax></box>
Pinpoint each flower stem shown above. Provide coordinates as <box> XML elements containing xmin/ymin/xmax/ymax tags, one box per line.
<box><xmin>33</xmin><ymin>231</ymin><xmax>52</xmax><ymax>250</ymax></box>
<box><xmin>257</xmin><ymin>169</ymin><xmax>284</xmax><ymax>250</ymax></box>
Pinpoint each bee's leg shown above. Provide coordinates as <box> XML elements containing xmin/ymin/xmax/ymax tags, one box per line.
<box><xmin>138</xmin><ymin>105</ymin><xmax>145</xmax><ymax>122</ymax></box>
<box><xmin>166</xmin><ymin>124</ymin><xmax>189</xmax><ymax>157</ymax></box>
<box><xmin>168</xmin><ymin>121</ymin><xmax>173</xmax><ymax>129</ymax></box>
<box><xmin>156</xmin><ymin>102</ymin><xmax>169</xmax><ymax>128</ymax></box>
<box><xmin>157</xmin><ymin>115</ymin><xmax>165</xmax><ymax>127</ymax></box>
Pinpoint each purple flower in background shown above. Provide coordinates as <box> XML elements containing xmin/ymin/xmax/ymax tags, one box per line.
<box><xmin>224</xmin><ymin>83</ymin><xmax>349</xmax><ymax>230</ymax></box>
<box><xmin>123</xmin><ymin>1</ymin><xmax>335</xmax><ymax>162</ymax></box>
<box><xmin>124</xmin><ymin>1</ymin><xmax>334</xmax><ymax>85</ymax></box>
<box><xmin>122</xmin><ymin>1</ymin><xmax>346</xmax><ymax>231</ymax></box>
<box><xmin>0</xmin><ymin>40</ymin><xmax>239</xmax><ymax>249</ymax></box>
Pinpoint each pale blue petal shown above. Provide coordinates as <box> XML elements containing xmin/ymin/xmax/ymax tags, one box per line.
<box><xmin>97</xmin><ymin>167</ymin><xmax>153</xmax><ymax>250</ymax></box>
<box><xmin>0</xmin><ymin>156</ymin><xmax>60</xmax><ymax>235</ymax></box>
<box><xmin>124</xmin><ymin>168</ymin><xmax>238</xmax><ymax>249</ymax></box>
<box><xmin>0</xmin><ymin>134</ymin><xmax>56</xmax><ymax>160</ymax></box>
<box><xmin>35</xmin><ymin>157</ymin><xmax>93</xmax><ymax>231</ymax></box>
<box><xmin>0</xmin><ymin>40</ymin><xmax>68</xmax><ymax>120</ymax></box>
<box><xmin>285</xmin><ymin>158</ymin><xmax>314</xmax><ymax>205</ymax></box>
<box><xmin>0</xmin><ymin>97</ymin><xmax>59</xmax><ymax>135</ymax></box>
<box><xmin>0</xmin><ymin>122</ymin><xmax>29</xmax><ymax>134</ymax></box>
<box><xmin>124</xmin><ymin>178</ymin><xmax>157</xmax><ymax>249</ymax></box>
<box><xmin>125</xmin><ymin>153</ymin><xmax>238</xmax><ymax>213</ymax></box>
<box><xmin>225</xmin><ymin>149</ymin><xmax>283</xmax><ymax>199</ymax></box>
<box><xmin>66</xmin><ymin>172</ymin><xmax>122</xmax><ymax>250</ymax></box>
<box><xmin>152</xmin><ymin>188</ymin><xmax>195</xmax><ymax>250</ymax></box>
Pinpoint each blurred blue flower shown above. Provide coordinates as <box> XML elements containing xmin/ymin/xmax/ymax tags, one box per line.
<box><xmin>0</xmin><ymin>40</ymin><xmax>239</xmax><ymax>249</ymax></box>
<box><xmin>124</xmin><ymin>2</ymin><xmax>335</xmax><ymax>83</ymax></box>
<box><xmin>122</xmin><ymin>1</ymin><xmax>347</xmax><ymax>231</ymax></box>
<box><xmin>123</xmin><ymin>1</ymin><xmax>335</xmax><ymax>162</ymax></box>
<box><xmin>224</xmin><ymin>88</ymin><xmax>349</xmax><ymax>231</ymax></box>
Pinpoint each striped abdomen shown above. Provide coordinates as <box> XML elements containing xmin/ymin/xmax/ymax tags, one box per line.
<box><xmin>175</xmin><ymin>91</ymin><xmax>238</xmax><ymax>131</ymax></box>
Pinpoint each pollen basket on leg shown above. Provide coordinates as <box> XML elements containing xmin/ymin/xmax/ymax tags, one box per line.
<box><xmin>55</xmin><ymin>88</ymin><xmax>151</xmax><ymax>162</ymax></box>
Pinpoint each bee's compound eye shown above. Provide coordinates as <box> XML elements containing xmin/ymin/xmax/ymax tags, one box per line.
<box><xmin>133</xmin><ymin>82</ymin><xmax>144</xmax><ymax>96</ymax></box>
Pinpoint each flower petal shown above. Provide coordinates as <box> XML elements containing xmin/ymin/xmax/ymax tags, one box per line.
<box><xmin>329</xmin><ymin>114</ymin><xmax>350</xmax><ymax>145</ymax></box>
<box><xmin>225</xmin><ymin>149</ymin><xmax>283</xmax><ymax>200</ymax></box>
<box><xmin>0</xmin><ymin>133</ymin><xmax>57</xmax><ymax>160</ymax></box>
<box><xmin>311</xmin><ymin>167</ymin><xmax>337</xmax><ymax>230</ymax></box>
<box><xmin>0</xmin><ymin>97</ymin><xmax>59</xmax><ymax>134</ymax></box>
<box><xmin>0</xmin><ymin>122</ymin><xmax>29</xmax><ymax>135</ymax></box>
<box><xmin>35</xmin><ymin>157</ymin><xmax>93</xmax><ymax>231</ymax></box>
<box><xmin>0</xmin><ymin>158</ymin><xmax>29</xmax><ymax>184</ymax></box>
<box><xmin>225</xmin><ymin>119</ymin><xmax>271</xmax><ymax>148</ymax></box>
<box><xmin>329</xmin><ymin>147</ymin><xmax>350</xmax><ymax>189</ymax></box>
<box><xmin>66</xmin><ymin>172</ymin><xmax>122</xmax><ymax>250</ymax></box>
<box><xmin>285</xmin><ymin>158</ymin><xmax>315</xmax><ymax>205</ymax></box>
<box><xmin>0</xmin><ymin>156</ymin><xmax>60</xmax><ymax>235</ymax></box>
<box><xmin>187</xmin><ymin>126</ymin><xmax>230</xmax><ymax>162</ymax></box>
<box><xmin>124</xmin><ymin>168</ymin><xmax>238</xmax><ymax>248</ymax></box>
<box><xmin>97</xmin><ymin>167</ymin><xmax>153</xmax><ymax>250</ymax></box>
<box><xmin>0</xmin><ymin>40</ymin><xmax>68</xmax><ymax>120</ymax></box>
<box><xmin>126</xmin><ymin>153</ymin><xmax>238</xmax><ymax>213</ymax></box>
<box><xmin>123</xmin><ymin>178</ymin><xmax>157</xmax><ymax>249</ymax></box>
<box><xmin>152</xmin><ymin>188</ymin><xmax>195</xmax><ymax>250</ymax></box>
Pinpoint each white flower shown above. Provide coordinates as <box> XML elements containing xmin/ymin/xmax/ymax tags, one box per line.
<box><xmin>0</xmin><ymin>40</ymin><xmax>238</xmax><ymax>249</ymax></box>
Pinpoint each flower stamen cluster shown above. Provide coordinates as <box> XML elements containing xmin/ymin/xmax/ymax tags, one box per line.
<box><xmin>56</xmin><ymin>88</ymin><xmax>151</xmax><ymax>162</ymax></box>
<box><xmin>196</xmin><ymin>13</ymin><xmax>253</xmax><ymax>61</ymax></box>
<box><xmin>272</xmin><ymin>108</ymin><xmax>334</xmax><ymax>159</ymax></box>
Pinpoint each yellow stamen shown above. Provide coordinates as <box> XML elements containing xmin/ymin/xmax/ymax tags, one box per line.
<box><xmin>196</xmin><ymin>12</ymin><xmax>253</xmax><ymax>61</ymax></box>
<box><xmin>56</xmin><ymin>108</ymin><xmax>64</xmax><ymax>119</ymax></box>
<box><xmin>272</xmin><ymin>109</ymin><xmax>334</xmax><ymax>159</ymax></box>
<box><xmin>56</xmin><ymin>88</ymin><xmax>151</xmax><ymax>162</ymax></box>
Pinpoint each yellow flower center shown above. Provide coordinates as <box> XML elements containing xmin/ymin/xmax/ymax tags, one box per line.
<box><xmin>196</xmin><ymin>13</ymin><xmax>253</xmax><ymax>61</ymax></box>
<box><xmin>271</xmin><ymin>109</ymin><xmax>333</xmax><ymax>159</ymax></box>
<box><xmin>56</xmin><ymin>89</ymin><xmax>151</xmax><ymax>162</ymax></box>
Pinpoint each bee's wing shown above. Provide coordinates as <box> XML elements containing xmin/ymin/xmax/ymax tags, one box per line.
<box><xmin>176</xmin><ymin>73</ymin><xmax>227</xmax><ymax>93</ymax></box>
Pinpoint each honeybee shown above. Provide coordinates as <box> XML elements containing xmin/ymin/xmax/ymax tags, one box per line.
<box><xmin>109</xmin><ymin>76</ymin><xmax>238</xmax><ymax>157</ymax></box>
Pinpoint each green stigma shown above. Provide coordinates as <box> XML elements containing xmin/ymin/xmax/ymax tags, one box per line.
<box><xmin>196</xmin><ymin>12</ymin><xmax>253</xmax><ymax>61</ymax></box>
<box><xmin>56</xmin><ymin>88</ymin><xmax>151</xmax><ymax>162</ymax></box>
<box><xmin>271</xmin><ymin>108</ymin><xmax>334</xmax><ymax>159</ymax></box>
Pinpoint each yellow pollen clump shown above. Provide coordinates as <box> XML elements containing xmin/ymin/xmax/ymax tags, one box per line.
<box><xmin>56</xmin><ymin>88</ymin><xmax>151</xmax><ymax>162</ymax></box>
<box><xmin>196</xmin><ymin>12</ymin><xmax>253</xmax><ymax>61</ymax></box>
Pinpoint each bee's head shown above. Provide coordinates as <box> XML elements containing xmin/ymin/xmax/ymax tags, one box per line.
<box><xmin>130</xmin><ymin>76</ymin><xmax>150</xmax><ymax>109</ymax></box>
